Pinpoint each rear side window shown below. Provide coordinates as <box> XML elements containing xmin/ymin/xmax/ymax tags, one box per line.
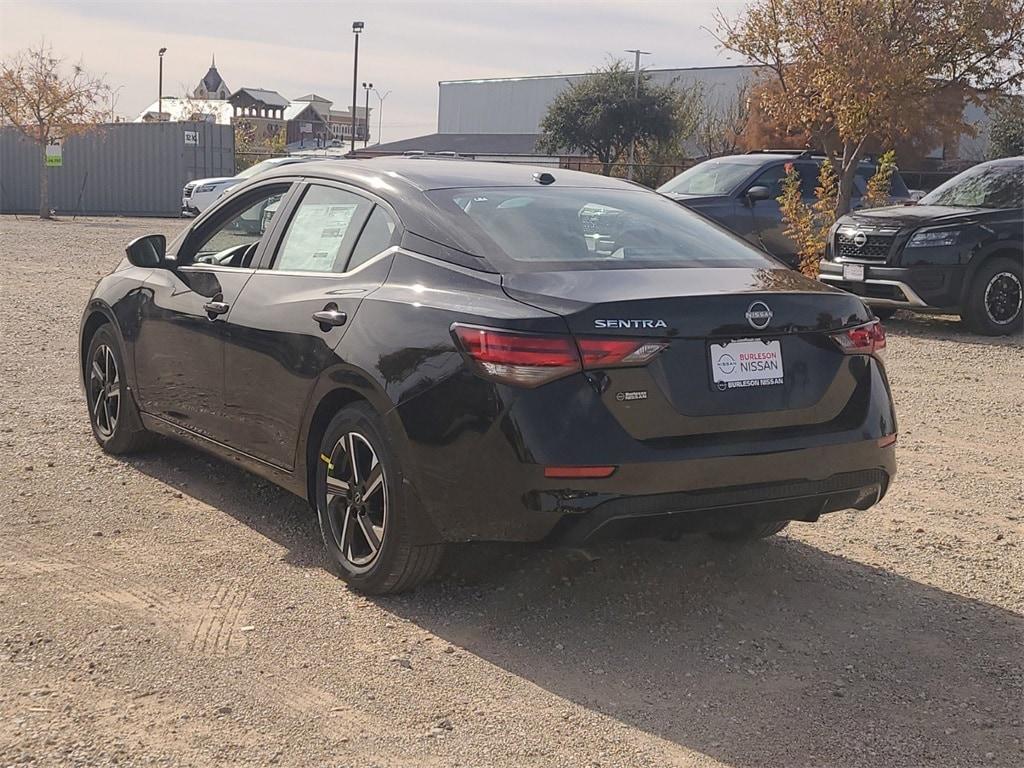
<box><xmin>424</xmin><ymin>187</ymin><xmax>777</xmax><ymax>272</ymax></box>
<box><xmin>348</xmin><ymin>206</ymin><xmax>397</xmax><ymax>271</ymax></box>
<box><xmin>271</xmin><ymin>185</ymin><xmax>372</xmax><ymax>273</ymax></box>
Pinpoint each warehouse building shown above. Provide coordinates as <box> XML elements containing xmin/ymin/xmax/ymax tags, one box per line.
<box><xmin>361</xmin><ymin>65</ymin><xmax>760</xmax><ymax>163</ymax></box>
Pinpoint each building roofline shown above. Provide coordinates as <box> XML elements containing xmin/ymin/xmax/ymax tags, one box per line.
<box><xmin>438</xmin><ymin>63</ymin><xmax>760</xmax><ymax>86</ymax></box>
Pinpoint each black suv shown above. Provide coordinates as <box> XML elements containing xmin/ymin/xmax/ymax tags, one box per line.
<box><xmin>658</xmin><ymin>151</ymin><xmax>911</xmax><ymax>267</ymax></box>
<box><xmin>820</xmin><ymin>157</ymin><xmax>1023</xmax><ymax>335</ymax></box>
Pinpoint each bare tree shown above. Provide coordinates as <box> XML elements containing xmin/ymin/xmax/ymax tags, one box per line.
<box><xmin>694</xmin><ymin>81</ymin><xmax>753</xmax><ymax>158</ymax></box>
<box><xmin>0</xmin><ymin>42</ymin><xmax>109</xmax><ymax>218</ymax></box>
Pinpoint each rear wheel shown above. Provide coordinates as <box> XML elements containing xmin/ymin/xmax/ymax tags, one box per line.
<box><xmin>315</xmin><ymin>403</ymin><xmax>444</xmax><ymax>594</ymax></box>
<box><xmin>963</xmin><ymin>257</ymin><xmax>1023</xmax><ymax>336</ymax></box>
<box><xmin>85</xmin><ymin>325</ymin><xmax>151</xmax><ymax>454</ymax></box>
<box><xmin>871</xmin><ymin>306</ymin><xmax>898</xmax><ymax>321</ymax></box>
<box><xmin>710</xmin><ymin>520</ymin><xmax>790</xmax><ymax>541</ymax></box>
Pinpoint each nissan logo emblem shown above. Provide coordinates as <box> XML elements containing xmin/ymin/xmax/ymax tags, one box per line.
<box><xmin>852</xmin><ymin>231</ymin><xmax>868</xmax><ymax>248</ymax></box>
<box><xmin>745</xmin><ymin>301</ymin><xmax>773</xmax><ymax>330</ymax></box>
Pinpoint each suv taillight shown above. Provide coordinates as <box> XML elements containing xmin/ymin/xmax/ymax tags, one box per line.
<box><xmin>832</xmin><ymin>319</ymin><xmax>886</xmax><ymax>356</ymax></box>
<box><xmin>451</xmin><ymin>324</ymin><xmax>666</xmax><ymax>388</ymax></box>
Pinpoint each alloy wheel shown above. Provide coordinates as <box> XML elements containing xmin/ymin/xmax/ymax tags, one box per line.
<box><xmin>324</xmin><ymin>431</ymin><xmax>387</xmax><ymax>569</ymax></box>
<box><xmin>89</xmin><ymin>344</ymin><xmax>120</xmax><ymax>438</ymax></box>
<box><xmin>984</xmin><ymin>271</ymin><xmax>1022</xmax><ymax>325</ymax></box>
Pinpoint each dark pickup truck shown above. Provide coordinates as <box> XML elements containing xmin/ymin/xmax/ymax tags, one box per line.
<box><xmin>820</xmin><ymin>157</ymin><xmax>1023</xmax><ymax>335</ymax></box>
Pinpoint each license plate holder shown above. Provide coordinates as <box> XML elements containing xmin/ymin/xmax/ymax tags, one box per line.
<box><xmin>709</xmin><ymin>338</ymin><xmax>784</xmax><ymax>391</ymax></box>
<box><xmin>843</xmin><ymin>263</ymin><xmax>865</xmax><ymax>282</ymax></box>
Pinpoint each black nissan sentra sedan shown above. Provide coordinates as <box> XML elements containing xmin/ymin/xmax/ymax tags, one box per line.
<box><xmin>80</xmin><ymin>159</ymin><xmax>897</xmax><ymax>594</ymax></box>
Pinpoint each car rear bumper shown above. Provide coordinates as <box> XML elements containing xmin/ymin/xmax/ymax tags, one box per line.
<box><xmin>553</xmin><ymin>464</ymin><xmax>891</xmax><ymax>545</ymax></box>
<box><xmin>819</xmin><ymin>260</ymin><xmax>965</xmax><ymax>310</ymax></box>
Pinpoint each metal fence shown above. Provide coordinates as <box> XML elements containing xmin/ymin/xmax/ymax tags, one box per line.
<box><xmin>0</xmin><ymin>122</ymin><xmax>234</xmax><ymax>218</ymax></box>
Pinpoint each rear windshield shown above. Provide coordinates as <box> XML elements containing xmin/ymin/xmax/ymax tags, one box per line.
<box><xmin>424</xmin><ymin>187</ymin><xmax>777</xmax><ymax>271</ymax></box>
<box><xmin>657</xmin><ymin>160</ymin><xmax>754</xmax><ymax>195</ymax></box>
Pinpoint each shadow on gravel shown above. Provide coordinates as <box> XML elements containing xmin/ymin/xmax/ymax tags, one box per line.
<box><xmin>386</xmin><ymin>536</ymin><xmax>1023</xmax><ymax>768</ymax></box>
<box><xmin>120</xmin><ymin>442</ymin><xmax>327</xmax><ymax>570</ymax></box>
<box><xmin>883</xmin><ymin>310</ymin><xmax>1022</xmax><ymax>348</ymax></box>
<box><xmin>121</xmin><ymin>443</ymin><xmax>1022</xmax><ymax>767</ymax></box>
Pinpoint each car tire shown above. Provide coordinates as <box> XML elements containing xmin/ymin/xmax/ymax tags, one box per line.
<box><xmin>710</xmin><ymin>520</ymin><xmax>790</xmax><ymax>541</ymax></box>
<box><xmin>85</xmin><ymin>325</ymin><xmax>152</xmax><ymax>454</ymax></box>
<box><xmin>871</xmin><ymin>307</ymin><xmax>898</xmax><ymax>321</ymax></box>
<box><xmin>962</xmin><ymin>257</ymin><xmax>1023</xmax><ymax>336</ymax></box>
<box><xmin>315</xmin><ymin>403</ymin><xmax>445</xmax><ymax>595</ymax></box>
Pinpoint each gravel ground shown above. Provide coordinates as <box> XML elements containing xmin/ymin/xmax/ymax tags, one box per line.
<box><xmin>1</xmin><ymin>215</ymin><xmax>1022</xmax><ymax>768</ymax></box>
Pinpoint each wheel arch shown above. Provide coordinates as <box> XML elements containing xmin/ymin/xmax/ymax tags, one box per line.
<box><xmin>303</xmin><ymin>386</ymin><xmax>376</xmax><ymax>507</ymax></box>
<box><xmin>79</xmin><ymin>302</ymin><xmax>125</xmax><ymax>389</ymax></box>
<box><xmin>960</xmin><ymin>243</ymin><xmax>1024</xmax><ymax>306</ymax></box>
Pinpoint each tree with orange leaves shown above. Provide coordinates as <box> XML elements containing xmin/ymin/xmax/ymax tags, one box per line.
<box><xmin>716</xmin><ymin>0</ymin><xmax>1024</xmax><ymax>216</ymax></box>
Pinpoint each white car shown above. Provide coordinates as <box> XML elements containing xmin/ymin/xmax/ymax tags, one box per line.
<box><xmin>181</xmin><ymin>157</ymin><xmax>314</xmax><ymax>216</ymax></box>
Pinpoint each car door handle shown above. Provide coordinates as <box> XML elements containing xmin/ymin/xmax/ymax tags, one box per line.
<box><xmin>313</xmin><ymin>308</ymin><xmax>347</xmax><ymax>328</ymax></box>
<box><xmin>203</xmin><ymin>300</ymin><xmax>230</xmax><ymax>316</ymax></box>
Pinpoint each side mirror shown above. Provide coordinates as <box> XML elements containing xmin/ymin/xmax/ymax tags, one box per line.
<box><xmin>125</xmin><ymin>234</ymin><xmax>166</xmax><ymax>268</ymax></box>
<box><xmin>745</xmin><ymin>185</ymin><xmax>771</xmax><ymax>204</ymax></box>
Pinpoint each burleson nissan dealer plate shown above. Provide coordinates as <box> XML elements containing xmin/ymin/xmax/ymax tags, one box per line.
<box><xmin>709</xmin><ymin>338</ymin><xmax>784</xmax><ymax>390</ymax></box>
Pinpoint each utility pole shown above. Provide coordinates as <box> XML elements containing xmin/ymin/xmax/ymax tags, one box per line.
<box><xmin>158</xmin><ymin>48</ymin><xmax>167</xmax><ymax>121</ymax></box>
<box><xmin>362</xmin><ymin>82</ymin><xmax>373</xmax><ymax>147</ymax></box>
<box><xmin>373</xmin><ymin>88</ymin><xmax>391</xmax><ymax>145</ymax></box>
<box><xmin>350</xmin><ymin>21</ymin><xmax>364</xmax><ymax>154</ymax></box>
<box><xmin>624</xmin><ymin>48</ymin><xmax>650</xmax><ymax>180</ymax></box>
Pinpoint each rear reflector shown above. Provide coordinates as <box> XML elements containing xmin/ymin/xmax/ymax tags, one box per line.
<box><xmin>832</xmin><ymin>320</ymin><xmax>886</xmax><ymax>355</ymax></box>
<box><xmin>451</xmin><ymin>324</ymin><xmax>667</xmax><ymax>388</ymax></box>
<box><xmin>878</xmin><ymin>433</ymin><xmax>897</xmax><ymax>448</ymax></box>
<box><xmin>544</xmin><ymin>466</ymin><xmax>616</xmax><ymax>478</ymax></box>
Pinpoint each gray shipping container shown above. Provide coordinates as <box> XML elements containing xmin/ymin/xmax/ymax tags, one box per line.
<box><xmin>0</xmin><ymin>121</ymin><xmax>234</xmax><ymax>217</ymax></box>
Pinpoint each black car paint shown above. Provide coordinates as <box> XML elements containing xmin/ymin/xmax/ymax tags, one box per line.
<box><xmin>81</xmin><ymin>159</ymin><xmax>896</xmax><ymax>545</ymax></box>
<box><xmin>821</xmin><ymin>203</ymin><xmax>1024</xmax><ymax>311</ymax></box>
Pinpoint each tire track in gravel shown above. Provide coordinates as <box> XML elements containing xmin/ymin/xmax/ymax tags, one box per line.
<box><xmin>180</xmin><ymin>577</ymin><xmax>254</xmax><ymax>657</ymax></box>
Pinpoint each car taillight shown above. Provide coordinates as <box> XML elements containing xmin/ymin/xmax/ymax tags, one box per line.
<box><xmin>832</xmin><ymin>319</ymin><xmax>886</xmax><ymax>355</ymax></box>
<box><xmin>451</xmin><ymin>324</ymin><xmax>667</xmax><ymax>388</ymax></box>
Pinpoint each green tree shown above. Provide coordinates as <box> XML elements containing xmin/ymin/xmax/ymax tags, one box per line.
<box><xmin>717</xmin><ymin>0</ymin><xmax>1024</xmax><ymax>216</ymax></box>
<box><xmin>537</xmin><ymin>61</ymin><xmax>681</xmax><ymax>176</ymax></box>
<box><xmin>987</xmin><ymin>96</ymin><xmax>1024</xmax><ymax>158</ymax></box>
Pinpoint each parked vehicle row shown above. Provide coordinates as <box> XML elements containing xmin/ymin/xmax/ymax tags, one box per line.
<box><xmin>83</xmin><ymin>159</ymin><xmax>896</xmax><ymax>594</ymax></box>
<box><xmin>659</xmin><ymin>154</ymin><xmax>1023</xmax><ymax>335</ymax></box>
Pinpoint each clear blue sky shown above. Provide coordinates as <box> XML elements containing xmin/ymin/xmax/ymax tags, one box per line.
<box><xmin>2</xmin><ymin>0</ymin><xmax>748</xmax><ymax>142</ymax></box>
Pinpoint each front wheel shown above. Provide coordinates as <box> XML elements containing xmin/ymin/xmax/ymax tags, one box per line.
<box><xmin>710</xmin><ymin>520</ymin><xmax>790</xmax><ymax>541</ymax></box>
<box><xmin>962</xmin><ymin>257</ymin><xmax>1023</xmax><ymax>336</ymax></box>
<box><xmin>85</xmin><ymin>325</ymin><xmax>151</xmax><ymax>454</ymax></box>
<box><xmin>315</xmin><ymin>403</ymin><xmax>444</xmax><ymax>594</ymax></box>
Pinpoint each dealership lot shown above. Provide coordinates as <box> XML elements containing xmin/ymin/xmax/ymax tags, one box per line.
<box><xmin>1</xmin><ymin>216</ymin><xmax>1022</xmax><ymax>767</ymax></box>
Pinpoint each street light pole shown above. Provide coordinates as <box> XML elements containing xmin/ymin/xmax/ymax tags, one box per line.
<box><xmin>351</xmin><ymin>21</ymin><xmax>364</xmax><ymax>154</ymax></box>
<box><xmin>373</xmin><ymin>88</ymin><xmax>391</xmax><ymax>145</ymax></box>
<box><xmin>362</xmin><ymin>82</ymin><xmax>373</xmax><ymax>148</ymax></box>
<box><xmin>624</xmin><ymin>48</ymin><xmax>650</xmax><ymax>180</ymax></box>
<box><xmin>158</xmin><ymin>48</ymin><xmax>167</xmax><ymax>122</ymax></box>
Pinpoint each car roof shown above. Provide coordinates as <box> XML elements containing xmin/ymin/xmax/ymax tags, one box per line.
<box><xmin>258</xmin><ymin>157</ymin><xmax>635</xmax><ymax>192</ymax></box>
<box><xmin>702</xmin><ymin>153</ymin><xmax>877</xmax><ymax>167</ymax></box>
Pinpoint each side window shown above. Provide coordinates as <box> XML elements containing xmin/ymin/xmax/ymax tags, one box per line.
<box><xmin>347</xmin><ymin>206</ymin><xmax>397</xmax><ymax>271</ymax></box>
<box><xmin>272</xmin><ymin>185</ymin><xmax>372</xmax><ymax>273</ymax></box>
<box><xmin>192</xmin><ymin>187</ymin><xmax>287</xmax><ymax>266</ymax></box>
<box><xmin>750</xmin><ymin>165</ymin><xmax>788</xmax><ymax>199</ymax></box>
<box><xmin>795</xmin><ymin>164</ymin><xmax>820</xmax><ymax>199</ymax></box>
